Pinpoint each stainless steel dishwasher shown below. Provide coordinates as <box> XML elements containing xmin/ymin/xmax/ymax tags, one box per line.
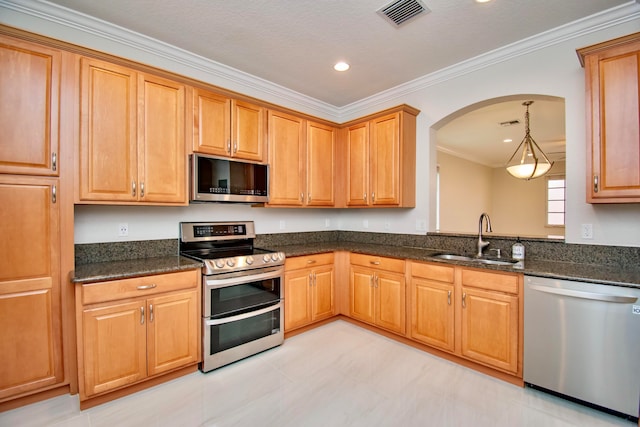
<box><xmin>524</xmin><ymin>275</ymin><xmax>640</xmax><ymax>420</ymax></box>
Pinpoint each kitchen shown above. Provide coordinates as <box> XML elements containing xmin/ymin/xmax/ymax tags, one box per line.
<box><xmin>1</xmin><ymin>0</ymin><xmax>640</xmax><ymax>425</ymax></box>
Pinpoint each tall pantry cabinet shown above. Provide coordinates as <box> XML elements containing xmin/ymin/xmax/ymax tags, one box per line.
<box><xmin>0</xmin><ymin>32</ymin><xmax>75</xmax><ymax>407</ymax></box>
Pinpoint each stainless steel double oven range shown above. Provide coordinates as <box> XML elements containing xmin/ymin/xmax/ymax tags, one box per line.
<box><xmin>179</xmin><ymin>221</ymin><xmax>285</xmax><ymax>372</ymax></box>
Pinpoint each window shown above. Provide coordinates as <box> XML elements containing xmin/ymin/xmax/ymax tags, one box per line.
<box><xmin>546</xmin><ymin>176</ymin><xmax>565</xmax><ymax>227</ymax></box>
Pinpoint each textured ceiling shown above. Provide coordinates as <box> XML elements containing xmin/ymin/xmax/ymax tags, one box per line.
<box><xmin>44</xmin><ymin>0</ymin><xmax>629</xmax><ymax>107</ymax></box>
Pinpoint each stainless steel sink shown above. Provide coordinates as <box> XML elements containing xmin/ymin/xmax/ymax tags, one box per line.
<box><xmin>432</xmin><ymin>253</ymin><xmax>520</xmax><ymax>266</ymax></box>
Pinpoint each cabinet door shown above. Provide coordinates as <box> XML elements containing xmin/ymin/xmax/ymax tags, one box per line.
<box><xmin>193</xmin><ymin>89</ymin><xmax>231</xmax><ymax>156</ymax></box>
<box><xmin>232</xmin><ymin>100</ymin><xmax>265</xmax><ymax>162</ymax></box>
<box><xmin>0</xmin><ymin>36</ymin><xmax>60</xmax><ymax>176</ymax></box>
<box><xmin>460</xmin><ymin>287</ymin><xmax>518</xmax><ymax>373</ymax></box>
<box><xmin>306</xmin><ymin>121</ymin><xmax>335</xmax><ymax>206</ymax></box>
<box><xmin>411</xmin><ymin>278</ymin><xmax>454</xmax><ymax>352</ymax></box>
<box><xmin>585</xmin><ymin>43</ymin><xmax>640</xmax><ymax>202</ymax></box>
<box><xmin>312</xmin><ymin>265</ymin><xmax>334</xmax><ymax>321</ymax></box>
<box><xmin>284</xmin><ymin>269</ymin><xmax>312</xmax><ymax>331</ymax></box>
<box><xmin>82</xmin><ymin>300</ymin><xmax>147</xmax><ymax>396</ymax></box>
<box><xmin>268</xmin><ymin>110</ymin><xmax>305</xmax><ymax>206</ymax></box>
<box><xmin>147</xmin><ymin>290</ymin><xmax>199</xmax><ymax>376</ymax></box>
<box><xmin>79</xmin><ymin>58</ymin><xmax>137</xmax><ymax>201</ymax></box>
<box><xmin>0</xmin><ymin>177</ymin><xmax>62</xmax><ymax>400</ymax></box>
<box><xmin>375</xmin><ymin>270</ymin><xmax>405</xmax><ymax>334</ymax></box>
<box><xmin>349</xmin><ymin>266</ymin><xmax>375</xmax><ymax>324</ymax></box>
<box><xmin>346</xmin><ymin>122</ymin><xmax>370</xmax><ymax>206</ymax></box>
<box><xmin>370</xmin><ymin>113</ymin><xmax>400</xmax><ymax>206</ymax></box>
<box><xmin>138</xmin><ymin>73</ymin><xmax>186</xmax><ymax>204</ymax></box>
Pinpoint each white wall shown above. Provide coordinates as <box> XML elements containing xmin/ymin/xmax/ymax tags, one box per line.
<box><xmin>3</xmin><ymin>2</ymin><xmax>639</xmax><ymax>246</ymax></box>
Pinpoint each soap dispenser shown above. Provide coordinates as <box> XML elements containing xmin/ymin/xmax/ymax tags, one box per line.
<box><xmin>512</xmin><ymin>237</ymin><xmax>525</xmax><ymax>260</ymax></box>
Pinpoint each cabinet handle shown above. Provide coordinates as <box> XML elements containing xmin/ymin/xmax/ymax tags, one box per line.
<box><xmin>140</xmin><ymin>306</ymin><xmax>145</xmax><ymax>325</ymax></box>
<box><xmin>594</xmin><ymin>175</ymin><xmax>599</xmax><ymax>193</ymax></box>
<box><xmin>363</xmin><ymin>193</ymin><xmax>367</xmax><ymax>202</ymax></box>
<box><xmin>137</xmin><ymin>284</ymin><xmax>157</xmax><ymax>290</ymax></box>
<box><xmin>447</xmin><ymin>290</ymin><xmax>451</xmax><ymax>305</ymax></box>
<box><xmin>300</xmin><ymin>192</ymin><xmax>304</xmax><ymax>202</ymax></box>
<box><xmin>52</xmin><ymin>152</ymin><xmax>57</xmax><ymax>171</ymax></box>
<box><xmin>140</xmin><ymin>182</ymin><xmax>145</xmax><ymax>197</ymax></box>
<box><xmin>374</xmin><ymin>274</ymin><xmax>379</xmax><ymax>288</ymax></box>
<box><xmin>233</xmin><ymin>142</ymin><xmax>238</xmax><ymax>153</ymax></box>
<box><xmin>313</xmin><ymin>272</ymin><xmax>317</xmax><ymax>286</ymax></box>
<box><xmin>370</xmin><ymin>275</ymin><xmax>374</xmax><ymax>287</ymax></box>
<box><xmin>149</xmin><ymin>304</ymin><xmax>154</xmax><ymax>323</ymax></box>
<box><xmin>227</xmin><ymin>140</ymin><xmax>231</xmax><ymax>154</ymax></box>
<box><xmin>52</xmin><ymin>185</ymin><xmax>57</xmax><ymax>204</ymax></box>
<box><xmin>309</xmin><ymin>273</ymin><xmax>313</xmax><ymax>286</ymax></box>
<box><xmin>462</xmin><ymin>292</ymin><xmax>466</xmax><ymax>308</ymax></box>
<box><xmin>308</xmin><ymin>193</ymin><xmax>312</xmax><ymax>203</ymax></box>
<box><xmin>132</xmin><ymin>181</ymin><xmax>136</xmax><ymax>196</ymax></box>
<box><xmin>370</xmin><ymin>260</ymin><xmax>380</xmax><ymax>265</ymax></box>
<box><xmin>307</xmin><ymin>259</ymin><xmax>317</xmax><ymax>264</ymax></box>
<box><xmin>371</xmin><ymin>192</ymin><xmax>375</xmax><ymax>202</ymax></box>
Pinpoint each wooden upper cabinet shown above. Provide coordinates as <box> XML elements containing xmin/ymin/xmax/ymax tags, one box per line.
<box><xmin>0</xmin><ymin>176</ymin><xmax>63</xmax><ymax>400</ymax></box>
<box><xmin>138</xmin><ymin>74</ymin><xmax>186</xmax><ymax>203</ymax></box>
<box><xmin>343</xmin><ymin>106</ymin><xmax>418</xmax><ymax>208</ymax></box>
<box><xmin>578</xmin><ymin>33</ymin><xmax>640</xmax><ymax>203</ymax></box>
<box><xmin>267</xmin><ymin>110</ymin><xmax>306</xmax><ymax>206</ymax></box>
<box><xmin>78</xmin><ymin>58</ymin><xmax>187</xmax><ymax>204</ymax></box>
<box><xmin>345</xmin><ymin>122</ymin><xmax>370</xmax><ymax>206</ymax></box>
<box><xmin>193</xmin><ymin>89</ymin><xmax>266</xmax><ymax>162</ymax></box>
<box><xmin>0</xmin><ymin>35</ymin><xmax>60</xmax><ymax>176</ymax></box>
<box><xmin>306</xmin><ymin>121</ymin><xmax>335</xmax><ymax>206</ymax></box>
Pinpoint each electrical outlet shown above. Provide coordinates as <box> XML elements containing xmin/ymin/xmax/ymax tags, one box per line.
<box><xmin>118</xmin><ymin>223</ymin><xmax>129</xmax><ymax>237</ymax></box>
<box><xmin>279</xmin><ymin>220</ymin><xmax>286</xmax><ymax>230</ymax></box>
<box><xmin>384</xmin><ymin>221</ymin><xmax>391</xmax><ymax>231</ymax></box>
<box><xmin>416</xmin><ymin>220</ymin><xmax>426</xmax><ymax>231</ymax></box>
<box><xmin>325</xmin><ymin>218</ymin><xmax>331</xmax><ymax>228</ymax></box>
<box><xmin>363</xmin><ymin>219</ymin><xmax>369</xmax><ymax>229</ymax></box>
<box><xmin>581</xmin><ymin>223</ymin><xmax>593</xmax><ymax>239</ymax></box>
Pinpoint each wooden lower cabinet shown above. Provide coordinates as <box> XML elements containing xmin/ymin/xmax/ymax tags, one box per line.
<box><xmin>77</xmin><ymin>270</ymin><xmax>200</xmax><ymax>402</ymax></box>
<box><xmin>284</xmin><ymin>253</ymin><xmax>334</xmax><ymax>331</ymax></box>
<box><xmin>410</xmin><ymin>261</ymin><xmax>522</xmax><ymax>375</ymax></box>
<box><xmin>0</xmin><ymin>176</ymin><xmax>64</xmax><ymax>402</ymax></box>
<box><xmin>349</xmin><ymin>254</ymin><xmax>406</xmax><ymax>335</ymax></box>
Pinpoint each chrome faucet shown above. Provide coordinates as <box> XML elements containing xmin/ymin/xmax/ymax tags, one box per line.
<box><xmin>477</xmin><ymin>213</ymin><xmax>493</xmax><ymax>257</ymax></box>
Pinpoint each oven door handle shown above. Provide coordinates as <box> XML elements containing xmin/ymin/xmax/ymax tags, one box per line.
<box><xmin>205</xmin><ymin>268</ymin><xmax>283</xmax><ymax>289</ymax></box>
<box><xmin>205</xmin><ymin>301</ymin><xmax>282</xmax><ymax>326</ymax></box>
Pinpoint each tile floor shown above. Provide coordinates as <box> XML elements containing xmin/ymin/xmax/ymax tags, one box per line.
<box><xmin>1</xmin><ymin>320</ymin><xmax>635</xmax><ymax>427</ymax></box>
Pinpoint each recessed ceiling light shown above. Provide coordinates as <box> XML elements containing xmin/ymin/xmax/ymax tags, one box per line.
<box><xmin>334</xmin><ymin>62</ymin><xmax>350</xmax><ymax>72</ymax></box>
<box><xmin>503</xmin><ymin>138</ymin><xmax>513</xmax><ymax>143</ymax></box>
<box><xmin>475</xmin><ymin>0</ymin><xmax>492</xmax><ymax>3</ymax></box>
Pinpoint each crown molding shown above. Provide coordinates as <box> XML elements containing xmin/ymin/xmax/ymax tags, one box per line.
<box><xmin>1</xmin><ymin>0</ymin><xmax>639</xmax><ymax>122</ymax></box>
<box><xmin>0</xmin><ymin>0</ymin><xmax>342</xmax><ymax>121</ymax></box>
<box><xmin>337</xmin><ymin>1</ymin><xmax>640</xmax><ymax>119</ymax></box>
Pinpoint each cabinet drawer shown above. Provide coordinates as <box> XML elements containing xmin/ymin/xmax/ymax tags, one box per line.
<box><xmin>350</xmin><ymin>253</ymin><xmax>405</xmax><ymax>273</ymax></box>
<box><xmin>460</xmin><ymin>268</ymin><xmax>520</xmax><ymax>294</ymax></box>
<box><xmin>285</xmin><ymin>253</ymin><xmax>334</xmax><ymax>271</ymax></box>
<box><xmin>411</xmin><ymin>261</ymin><xmax>454</xmax><ymax>283</ymax></box>
<box><xmin>82</xmin><ymin>269</ymin><xmax>199</xmax><ymax>305</ymax></box>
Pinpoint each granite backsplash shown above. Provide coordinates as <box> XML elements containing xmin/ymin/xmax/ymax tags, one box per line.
<box><xmin>76</xmin><ymin>231</ymin><xmax>639</xmax><ymax>270</ymax></box>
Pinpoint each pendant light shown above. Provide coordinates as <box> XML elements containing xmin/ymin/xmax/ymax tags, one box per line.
<box><xmin>505</xmin><ymin>101</ymin><xmax>553</xmax><ymax>180</ymax></box>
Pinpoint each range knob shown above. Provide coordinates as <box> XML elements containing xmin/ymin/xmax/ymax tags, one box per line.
<box><xmin>270</xmin><ymin>253</ymin><xmax>279</xmax><ymax>261</ymax></box>
<box><xmin>214</xmin><ymin>260</ymin><xmax>225</xmax><ymax>269</ymax></box>
<box><xmin>246</xmin><ymin>256</ymin><xmax>254</xmax><ymax>265</ymax></box>
<box><xmin>263</xmin><ymin>254</ymin><xmax>271</xmax><ymax>263</ymax></box>
<box><xmin>226</xmin><ymin>259</ymin><xmax>235</xmax><ymax>267</ymax></box>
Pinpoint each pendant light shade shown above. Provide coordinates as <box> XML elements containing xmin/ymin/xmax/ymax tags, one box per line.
<box><xmin>505</xmin><ymin>101</ymin><xmax>553</xmax><ymax>180</ymax></box>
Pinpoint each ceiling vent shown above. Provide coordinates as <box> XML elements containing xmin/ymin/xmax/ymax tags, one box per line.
<box><xmin>377</xmin><ymin>0</ymin><xmax>430</xmax><ymax>27</ymax></box>
<box><xmin>500</xmin><ymin>119</ymin><xmax>520</xmax><ymax>127</ymax></box>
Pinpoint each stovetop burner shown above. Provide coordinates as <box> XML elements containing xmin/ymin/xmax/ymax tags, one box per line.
<box><xmin>179</xmin><ymin>221</ymin><xmax>284</xmax><ymax>275</ymax></box>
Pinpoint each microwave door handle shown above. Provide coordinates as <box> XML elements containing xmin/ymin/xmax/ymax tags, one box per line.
<box><xmin>205</xmin><ymin>269</ymin><xmax>283</xmax><ymax>289</ymax></box>
<box><xmin>205</xmin><ymin>302</ymin><xmax>282</xmax><ymax>326</ymax></box>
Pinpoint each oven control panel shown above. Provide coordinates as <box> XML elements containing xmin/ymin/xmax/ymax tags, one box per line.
<box><xmin>180</xmin><ymin>221</ymin><xmax>256</xmax><ymax>242</ymax></box>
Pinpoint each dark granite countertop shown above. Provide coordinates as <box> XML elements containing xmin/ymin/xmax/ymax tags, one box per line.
<box><xmin>72</xmin><ymin>256</ymin><xmax>202</xmax><ymax>284</ymax></box>
<box><xmin>271</xmin><ymin>242</ymin><xmax>640</xmax><ymax>289</ymax></box>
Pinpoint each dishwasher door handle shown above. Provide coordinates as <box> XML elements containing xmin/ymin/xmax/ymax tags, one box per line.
<box><xmin>529</xmin><ymin>284</ymin><xmax>638</xmax><ymax>303</ymax></box>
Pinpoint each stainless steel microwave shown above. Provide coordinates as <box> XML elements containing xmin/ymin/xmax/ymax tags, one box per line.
<box><xmin>190</xmin><ymin>154</ymin><xmax>269</xmax><ymax>203</ymax></box>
